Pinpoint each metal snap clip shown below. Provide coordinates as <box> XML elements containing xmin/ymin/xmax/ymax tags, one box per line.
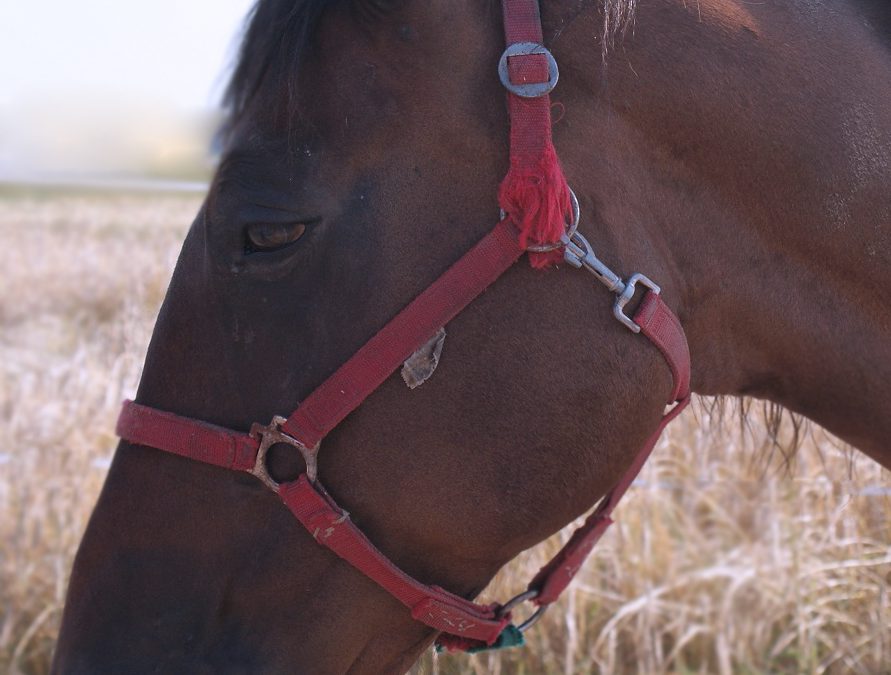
<box><xmin>561</xmin><ymin>231</ymin><xmax>662</xmax><ymax>333</ymax></box>
<box><xmin>613</xmin><ymin>272</ymin><xmax>661</xmax><ymax>333</ymax></box>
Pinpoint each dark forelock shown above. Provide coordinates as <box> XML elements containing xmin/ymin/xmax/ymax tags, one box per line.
<box><xmin>221</xmin><ymin>0</ymin><xmax>333</xmax><ymax>138</ymax></box>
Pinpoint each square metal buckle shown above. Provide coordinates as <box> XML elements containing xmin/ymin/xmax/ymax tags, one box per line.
<box><xmin>498</xmin><ymin>42</ymin><xmax>559</xmax><ymax>98</ymax></box>
<box><xmin>613</xmin><ymin>273</ymin><xmax>661</xmax><ymax>333</ymax></box>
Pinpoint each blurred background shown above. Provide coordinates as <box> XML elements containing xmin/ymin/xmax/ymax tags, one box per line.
<box><xmin>1</xmin><ymin>3</ymin><xmax>253</xmax><ymax>673</ymax></box>
<box><xmin>0</xmin><ymin>0</ymin><xmax>254</xmax><ymax>189</ymax></box>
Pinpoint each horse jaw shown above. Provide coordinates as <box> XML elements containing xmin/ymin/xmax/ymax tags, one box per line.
<box><xmin>559</xmin><ymin>0</ymin><xmax>891</xmax><ymax>467</ymax></box>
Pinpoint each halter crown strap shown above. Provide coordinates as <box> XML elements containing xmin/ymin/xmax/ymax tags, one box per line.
<box><xmin>496</xmin><ymin>0</ymin><xmax>572</xmax><ymax>265</ymax></box>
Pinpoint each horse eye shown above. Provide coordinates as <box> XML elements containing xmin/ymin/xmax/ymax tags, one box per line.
<box><xmin>245</xmin><ymin>222</ymin><xmax>307</xmax><ymax>253</ymax></box>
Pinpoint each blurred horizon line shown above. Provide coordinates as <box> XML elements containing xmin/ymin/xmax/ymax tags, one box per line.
<box><xmin>0</xmin><ymin>173</ymin><xmax>210</xmax><ymax>194</ymax></box>
<box><xmin>0</xmin><ymin>99</ymin><xmax>222</xmax><ymax>186</ymax></box>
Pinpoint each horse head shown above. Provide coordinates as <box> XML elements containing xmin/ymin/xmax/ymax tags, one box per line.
<box><xmin>54</xmin><ymin>0</ymin><xmax>891</xmax><ymax>672</ymax></box>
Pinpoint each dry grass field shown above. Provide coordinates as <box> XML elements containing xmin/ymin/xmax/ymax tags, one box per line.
<box><xmin>1</xmin><ymin>191</ymin><xmax>889</xmax><ymax>674</ymax></box>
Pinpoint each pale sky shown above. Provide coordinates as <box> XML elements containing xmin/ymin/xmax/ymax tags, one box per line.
<box><xmin>0</xmin><ymin>0</ymin><xmax>256</xmax><ymax>111</ymax></box>
<box><xmin>0</xmin><ymin>0</ymin><xmax>257</xmax><ymax>177</ymax></box>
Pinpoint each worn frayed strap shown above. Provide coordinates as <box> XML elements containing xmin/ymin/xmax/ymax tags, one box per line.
<box><xmin>117</xmin><ymin>400</ymin><xmax>258</xmax><ymax>471</ymax></box>
<box><xmin>280</xmin><ymin>475</ymin><xmax>511</xmax><ymax>645</ymax></box>
<box><xmin>498</xmin><ymin>144</ymin><xmax>571</xmax><ymax>268</ymax></box>
<box><xmin>499</xmin><ymin>0</ymin><xmax>572</xmax><ymax>268</ymax></box>
<box><xmin>525</xmin><ymin>291</ymin><xmax>692</xmax><ymax>606</ymax></box>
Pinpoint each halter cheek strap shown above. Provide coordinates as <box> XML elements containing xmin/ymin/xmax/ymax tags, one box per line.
<box><xmin>114</xmin><ymin>0</ymin><xmax>692</xmax><ymax>654</ymax></box>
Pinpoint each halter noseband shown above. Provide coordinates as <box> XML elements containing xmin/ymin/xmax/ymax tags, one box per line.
<box><xmin>115</xmin><ymin>0</ymin><xmax>691</xmax><ymax>654</ymax></box>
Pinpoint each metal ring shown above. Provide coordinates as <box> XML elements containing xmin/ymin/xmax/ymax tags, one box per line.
<box><xmin>517</xmin><ymin>605</ymin><xmax>548</xmax><ymax>633</ymax></box>
<box><xmin>495</xmin><ymin>589</ymin><xmax>549</xmax><ymax>633</ymax></box>
<box><xmin>525</xmin><ymin>188</ymin><xmax>580</xmax><ymax>253</ymax></box>
<box><xmin>249</xmin><ymin>415</ymin><xmax>319</xmax><ymax>490</ymax></box>
<box><xmin>498</xmin><ymin>42</ymin><xmax>559</xmax><ymax>98</ymax></box>
<box><xmin>497</xmin><ymin>589</ymin><xmax>539</xmax><ymax>617</ymax></box>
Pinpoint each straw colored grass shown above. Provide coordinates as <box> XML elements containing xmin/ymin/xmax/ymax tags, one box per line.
<box><xmin>1</xmin><ymin>192</ymin><xmax>889</xmax><ymax>674</ymax></box>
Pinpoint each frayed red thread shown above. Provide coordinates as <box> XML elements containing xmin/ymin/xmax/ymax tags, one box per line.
<box><xmin>498</xmin><ymin>143</ymin><xmax>571</xmax><ymax>269</ymax></box>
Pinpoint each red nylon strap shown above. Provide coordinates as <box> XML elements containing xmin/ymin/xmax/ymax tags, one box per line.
<box><xmin>281</xmin><ymin>220</ymin><xmax>524</xmax><ymax>448</ymax></box>
<box><xmin>117</xmin><ymin>220</ymin><xmax>525</xmax><ymax>647</ymax></box>
<box><xmin>280</xmin><ymin>476</ymin><xmax>510</xmax><ymax>644</ymax></box>
<box><xmin>636</xmin><ymin>291</ymin><xmax>691</xmax><ymax>402</ymax></box>
<box><xmin>502</xmin><ymin>0</ymin><xmax>551</xmax><ymax>165</ymax></box>
<box><xmin>115</xmin><ymin>289</ymin><xmax>691</xmax><ymax>644</ymax></box>
<box><xmin>498</xmin><ymin>0</ymin><xmax>571</xmax><ymax>261</ymax></box>
<box><xmin>281</xmin><ymin>1</ymin><xmax>567</xmax><ymax>449</ymax></box>
<box><xmin>116</xmin><ymin>400</ymin><xmax>258</xmax><ymax>472</ymax></box>
<box><xmin>528</xmin><ymin>291</ymin><xmax>691</xmax><ymax>605</ymax></box>
<box><xmin>115</xmin><ymin>405</ymin><xmax>510</xmax><ymax>643</ymax></box>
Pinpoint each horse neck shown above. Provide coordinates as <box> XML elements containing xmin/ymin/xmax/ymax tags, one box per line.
<box><xmin>559</xmin><ymin>0</ymin><xmax>891</xmax><ymax>466</ymax></box>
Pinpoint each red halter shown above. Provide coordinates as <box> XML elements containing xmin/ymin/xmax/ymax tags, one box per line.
<box><xmin>115</xmin><ymin>0</ymin><xmax>691</xmax><ymax>654</ymax></box>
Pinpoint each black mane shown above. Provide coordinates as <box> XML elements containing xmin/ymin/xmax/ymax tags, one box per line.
<box><xmin>221</xmin><ymin>0</ymin><xmax>331</xmax><ymax>138</ymax></box>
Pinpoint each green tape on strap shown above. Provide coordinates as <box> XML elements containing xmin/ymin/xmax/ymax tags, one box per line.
<box><xmin>435</xmin><ymin>624</ymin><xmax>526</xmax><ymax>654</ymax></box>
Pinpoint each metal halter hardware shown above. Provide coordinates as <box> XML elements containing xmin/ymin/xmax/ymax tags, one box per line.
<box><xmin>498</xmin><ymin>42</ymin><xmax>559</xmax><ymax>98</ymax></box>
<box><xmin>497</xmin><ymin>589</ymin><xmax>548</xmax><ymax>633</ymax></box>
<box><xmin>249</xmin><ymin>416</ymin><xmax>319</xmax><ymax>489</ymax></box>
<box><xmin>561</xmin><ymin>231</ymin><xmax>662</xmax><ymax>333</ymax></box>
<box><xmin>506</xmin><ymin>188</ymin><xmax>661</xmax><ymax>333</ymax></box>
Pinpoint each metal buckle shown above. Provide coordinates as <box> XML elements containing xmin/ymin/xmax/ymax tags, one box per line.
<box><xmin>613</xmin><ymin>272</ymin><xmax>661</xmax><ymax>333</ymax></box>
<box><xmin>525</xmin><ymin>188</ymin><xmax>581</xmax><ymax>253</ymax></box>
<box><xmin>248</xmin><ymin>416</ymin><xmax>319</xmax><ymax>492</ymax></box>
<box><xmin>562</xmin><ymin>232</ymin><xmax>661</xmax><ymax>333</ymax></box>
<box><xmin>496</xmin><ymin>589</ymin><xmax>548</xmax><ymax>633</ymax></box>
<box><xmin>498</xmin><ymin>42</ymin><xmax>559</xmax><ymax>98</ymax></box>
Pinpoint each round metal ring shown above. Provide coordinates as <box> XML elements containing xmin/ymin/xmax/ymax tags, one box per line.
<box><xmin>495</xmin><ymin>588</ymin><xmax>549</xmax><ymax>633</ymax></box>
<box><xmin>517</xmin><ymin>604</ymin><xmax>548</xmax><ymax>633</ymax></box>
<box><xmin>526</xmin><ymin>188</ymin><xmax>580</xmax><ymax>253</ymax></box>
<box><xmin>497</xmin><ymin>589</ymin><xmax>539</xmax><ymax>617</ymax></box>
<box><xmin>498</xmin><ymin>42</ymin><xmax>559</xmax><ymax>98</ymax></box>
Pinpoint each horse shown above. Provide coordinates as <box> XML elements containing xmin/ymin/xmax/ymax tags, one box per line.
<box><xmin>53</xmin><ymin>0</ymin><xmax>891</xmax><ymax>672</ymax></box>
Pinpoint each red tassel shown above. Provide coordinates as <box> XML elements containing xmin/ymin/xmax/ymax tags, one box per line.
<box><xmin>498</xmin><ymin>143</ymin><xmax>571</xmax><ymax>269</ymax></box>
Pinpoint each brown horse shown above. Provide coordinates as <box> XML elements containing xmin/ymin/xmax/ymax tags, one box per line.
<box><xmin>53</xmin><ymin>0</ymin><xmax>891</xmax><ymax>672</ymax></box>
